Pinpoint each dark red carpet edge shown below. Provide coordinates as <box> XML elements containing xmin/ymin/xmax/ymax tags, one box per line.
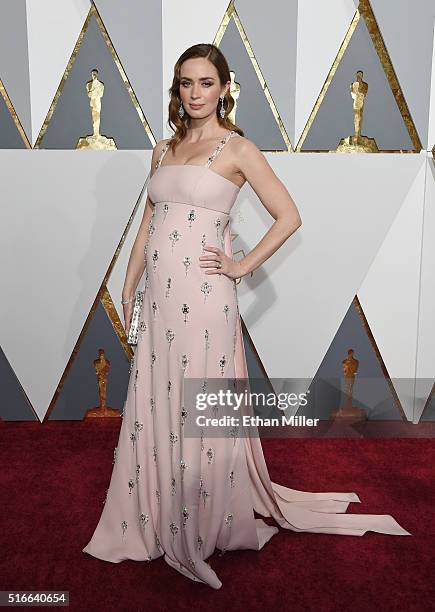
<box><xmin>0</xmin><ymin>421</ymin><xmax>433</xmax><ymax>612</ymax></box>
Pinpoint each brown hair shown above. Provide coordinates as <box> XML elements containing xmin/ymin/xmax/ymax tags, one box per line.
<box><xmin>166</xmin><ymin>43</ymin><xmax>244</xmax><ymax>153</ymax></box>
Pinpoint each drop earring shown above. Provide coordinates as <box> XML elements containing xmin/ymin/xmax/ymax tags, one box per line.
<box><xmin>219</xmin><ymin>95</ymin><xmax>225</xmax><ymax>119</ymax></box>
<box><xmin>178</xmin><ymin>102</ymin><xmax>185</xmax><ymax>118</ymax></box>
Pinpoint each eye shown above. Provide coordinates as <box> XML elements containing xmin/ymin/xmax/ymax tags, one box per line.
<box><xmin>203</xmin><ymin>82</ymin><xmax>212</xmax><ymax>87</ymax></box>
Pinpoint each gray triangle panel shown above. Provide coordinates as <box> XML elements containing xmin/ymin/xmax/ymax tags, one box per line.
<box><xmin>219</xmin><ymin>17</ymin><xmax>287</xmax><ymax>150</ymax></box>
<box><xmin>39</xmin><ymin>14</ymin><xmax>153</xmax><ymax>149</ymax></box>
<box><xmin>298</xmin><ymin>300</ymin><xmax>403</xmax><ymax>422</ymax></box>
<box><xmin>0</xmin><ymin>94</ymin><xmax>27</xmax><ymax>148</ymax></box>
<box><xmin>301</xmin><ymin>18</ymin><xmax>414</xmax><ymax>151</ymax></box>
<box><xmin>0</xmin><ymin>346</ymin><xmax>37</xmax><ymax>421</ymax></box>
<box><xmin>49</xmin><ymin>301</ymin><xmax>130</xmax><ymax>420</ymax></box>
<box><xmin>0</xmin><ymin>0</ymin><xmax>31</xmax><ymax>143</ymax></box>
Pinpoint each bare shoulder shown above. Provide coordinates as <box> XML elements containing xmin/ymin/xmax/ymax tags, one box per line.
<box><xmin>154</xmin><ymin>137</ymin><xmax>171</xmax><ymax>150</ymax></box>
<box><xmin>230</xmin><ymin>134</ymin><xmax>265</xmax><ymax>178</ymax></box>
<box><xmin>153</xmin><ymin>137</ymin><xmax>171</xmax><ymax>158</ymax></box>
<box><xmin>231</xmin><ymin>134</ymin><xmax>262</xmax><ymax>160</ymax></box>
<box><xmin>150</xmin><ymin>138</ymin><xmax>171</xmax><ymax>171</ymax></box>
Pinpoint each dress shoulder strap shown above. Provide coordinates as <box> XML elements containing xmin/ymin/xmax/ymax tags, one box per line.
<box><xmin>205</xmin><ymin>130</ymin><xmax>236</xmax><ymax>168</ymax></box>
<box><xmin>155</xmin><ymin>140</ymin><xmax>171</xmax><ymax>170</ymax></box>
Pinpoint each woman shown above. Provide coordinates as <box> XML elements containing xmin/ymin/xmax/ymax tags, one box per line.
<box><xmin>82</xmin><ymin>43</ymin><xmax>410</xmax><ymax>589</ymax></box>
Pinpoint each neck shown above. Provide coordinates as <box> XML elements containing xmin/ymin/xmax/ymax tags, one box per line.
<box><xmin>185</xmin><ymin>119</ymin><xmax>228</xmax><ymax>142</ymax></box>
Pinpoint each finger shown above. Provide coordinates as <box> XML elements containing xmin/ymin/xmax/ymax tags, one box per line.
<box><xmin>200</xmin><ymin>262</ymin><xmax>219</xmax><ymax>268</ymax></box>
<box><xmin>205</xmin><ymin>264</ymin><xmax>225</xmax><ymax>272</ymax></box>
<box><xmin>199</xmin><ymin>254</ymin><xmax>220</xmax><ymax>261</ymax></box>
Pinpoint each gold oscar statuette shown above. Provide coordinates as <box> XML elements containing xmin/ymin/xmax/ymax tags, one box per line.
<box><xmin>228</xmin><ymin>70</ymin><xmax>240</xmax><ymax>125</ymax></box>
<box><xmin>331</xmin><ymin>349</ymin><xmax>367</xmax><ymax>421</ymax></box>
<box><xmin>76</xmin><ymin>69</ymin><xmax>117</xmax><ymax>150</ymax></box>
<box><xmin>337</xmin><ymin>70</ymin><xmax>379</xmax><ymax>153</ymax></box>
<box><xmin>85</xmin><ymin>349</ymin><xmax>120</xmax><ymax>418</ymax></box>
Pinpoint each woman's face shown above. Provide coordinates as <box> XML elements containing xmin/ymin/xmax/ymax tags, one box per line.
<box><xmin>179</xmin><ymin>57</ymin><xmax>229</xmax><ymax>119</ymax></box>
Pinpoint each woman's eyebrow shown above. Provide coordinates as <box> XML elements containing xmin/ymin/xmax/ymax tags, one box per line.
<box><xmin>180</xmin><ymin>76</ymin><xmax>215</xmax><ymax>81</ymax></box>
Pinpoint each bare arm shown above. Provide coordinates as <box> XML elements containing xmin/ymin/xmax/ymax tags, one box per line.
<box><xmin>200</xmin><ymin>136</ymin><xmax>302</xmax><ymax>280</ymax></box>
<box><xmin>234</xmin><ymin>137</ymin><xmax>302</xmax><ymax>278</ymax></box>
<box><xmin>122</xmin><ymin>139</ymin><xmax>169</xmax><ymax>301</ymax></box>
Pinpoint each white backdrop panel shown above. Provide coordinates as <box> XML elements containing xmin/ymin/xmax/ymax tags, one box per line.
<box><xmin>0</xmin><ymin>150</ymin><xmax>149</xmax><ymax>420</ymax></box>
<box><xmin>232</xmin><ymin>152</ymin><xmax>424</xmax><ymax>388</ymax></box>
<box><xmin>358</xmin><ymin>154</ymin><xmax>427</xmax><ymax>420</ymax></box>
<box><xmin>414</xmin><ymin>157</ymin><xmax>435</xmax><ymax>421</ymax></box>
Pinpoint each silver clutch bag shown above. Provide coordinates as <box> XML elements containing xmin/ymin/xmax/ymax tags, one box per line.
<box><xmin>127</xmin><ymin>289</ymin><xmax>144</xmax><ymax>346</ymax></box>
<box><xmin>126</xmin><ymin>180</ymin><xmax>150</xmax><ymax>346</ymax></box>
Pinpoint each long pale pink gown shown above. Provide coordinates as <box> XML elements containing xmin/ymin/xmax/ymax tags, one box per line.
<box><xmin>82</xmin><ymin>130</ymin><xmax>410</xmax><ymax>589</ymax></box>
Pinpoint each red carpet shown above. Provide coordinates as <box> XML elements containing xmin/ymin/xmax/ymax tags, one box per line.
<box><xmin>0</xmin><ymin>421</ymin><xmax>433</xmax><ymax>611</ymax></box>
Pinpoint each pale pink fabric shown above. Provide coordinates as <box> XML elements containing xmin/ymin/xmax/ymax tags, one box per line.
<box><xmin>82</xmin><ymin>132</ymin><xmax>410</xmax><ymax>590</ymax></box>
